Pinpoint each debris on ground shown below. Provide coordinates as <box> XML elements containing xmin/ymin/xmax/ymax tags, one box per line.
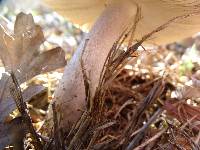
<box><xmin>0</xmin><ymin>2</ymin><xmax>200</xmax><ymax>150</ymax></box>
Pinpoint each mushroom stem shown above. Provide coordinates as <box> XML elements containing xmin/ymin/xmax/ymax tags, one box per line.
<box><xmin>53</xmin><ymin>0</ymin><xmax>137</xmax><ymax>128</ymax></box>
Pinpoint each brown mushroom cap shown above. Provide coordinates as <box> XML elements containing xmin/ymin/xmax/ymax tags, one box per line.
<box><xmin>43</xmin><ymin>0</ymin><xmax>200</xmax><ymax>44</ymax></box>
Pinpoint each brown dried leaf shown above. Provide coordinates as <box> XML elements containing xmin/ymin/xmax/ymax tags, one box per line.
<box><xmin>0</xmin><ymin>117</ymin><xmax>25</xmax><ymax>150</ymax></box>
<box><xmin>178</xmin><ymin>76</ymin><xmax>200</xmax><ymax>99</ymax></box>
<box><xmin>20</xmin><ymin>47</ymin><xmax>66</xmax><ymax>81</ymax></box>
<box><xmin>0</xmin><ymin>85</ymin><xmax>47</xmax><ymax>122</ymax></box>
<box><xmin>164</xmin><ymin>100</ymin><xmax>200</xmax><ymax>129</ymax></box>
<box><xmin>0</xmin><ymin>12</ymin><xmax>44</xmax><ymax>69</ymax></box>
<box><xmin>0</xmin><ymin>122</ymin><xmax>12</xmax><ymax>149</ymax></box>
<box><xmin>14</xmin><ymin>13</ymin><xmax>35</xmax><ymax>35</ymax></box>
<box><xmin>0</xmin><ymin>12</ymin><xmax>67</xmax><ymax>123</ymax></box>
<box><xmin>0</xmin><ymin>12</ymin><xmax>66</xmax><ymax>81</ymax></box>
<box><xmin>0</xmin><ymin>25</ymin><xmax>13</xmax><ymax>67</ymax></box>
<box><xmin>180</xmin><ymin>85</ymin><xmax>200</xmax><ymax>99</ymax></box>
<box><xmin>191</xmin><ymin>74</ymin><xmax>200</xmax><ymax>88</ymax></box>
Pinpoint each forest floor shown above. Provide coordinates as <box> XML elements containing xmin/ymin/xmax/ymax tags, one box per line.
<box><xmin>1</xmin><ymin>2</ymin><xmax>200</xmax><ymax>150</ymax></box>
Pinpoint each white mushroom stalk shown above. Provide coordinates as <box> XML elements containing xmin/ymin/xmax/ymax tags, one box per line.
<box><xmin>52</xmin><ymin>0</ymin><xmax>137</xmax><ymax>128</ymax></box>
<box><xmin>43</xmin><ymin>0</ymin><xmax>200</xmax><ymax>129</ymax></box>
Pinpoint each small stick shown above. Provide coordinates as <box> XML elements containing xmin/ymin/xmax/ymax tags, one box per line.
<box><xmin>133</xmin><ymin>128</ymin><xmax>167</xmax><ymax>150</ymax></box>
<box><xmin>125</xmin><ymin>108</ymin><xmax>163</xmax><ymax>150</ymax></box>
<box><xmin>9</xmin><ymin>71</ymin><xmax>43</xmax><ymax>149</ymax></box>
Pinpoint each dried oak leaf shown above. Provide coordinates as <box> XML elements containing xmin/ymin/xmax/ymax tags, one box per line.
<box><xmin>0</xmin><ymin>12</ymin><xmax>67</xmax><ymax>148</ymax></box>
<box><xmin>0</xmin><ymin>12</ymin><xmax>66</xmax><ymax>114</ymax></box>
<box><xmin>0</xmin><ymin>12</ymin><xmax>66</xmax><ymax>83</ymax></box>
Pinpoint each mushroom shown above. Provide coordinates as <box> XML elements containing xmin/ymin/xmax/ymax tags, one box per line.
<box><xmin>43</xmin><ymin>0</ymin><xmax>200</xmax><ymax>128</ymax></box>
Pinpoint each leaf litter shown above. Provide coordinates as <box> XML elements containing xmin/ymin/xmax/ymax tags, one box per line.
<box><xmin>0</xmin><ymin>5</ymin><xmax>200</xmax><ymax>150</ymax></box>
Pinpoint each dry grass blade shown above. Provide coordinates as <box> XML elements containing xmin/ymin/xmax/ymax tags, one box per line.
<box><xmin>64</xmin><ymin>6</ymin><xmax>166</xmax><ymax>149</ymax></box>
<box><xmin>164</xmin><ymin>100</ymin><xmax>200</xmax><ymax>130</ymax></box>
<box><xmin>86</xmin><ymin>130</ymin><xmax>100</xmax><ymax>150</ymax></box>
<box><xmin>67</xmin><ymin>116</ymin><xmax>92</xmax><ymax>150</ymax></box>
<box><xmin>9</xmin><ymin>72</ymin><xmax>43</xmax><ymax>149</ymax></box>
<box><xmin>80</xmin><ymin>39</ymin><xmax>91</xmax><ymax>110</ymax></box>
<box><xmin>10</xmin><ymin>72</ymin><xmax>26</xmax><ymax>113</ymax></box>
<box><xmin>86</xmin><ymin>121</ymin><xmax>116</xmax><ymax>149</ymax></box>
<box><xmin>52</xmin><ymin>102</ymin><xmax>62</xmax><ymax>149</ymax></box>
<box><xmin>127</xmin><ymin>5</ymin><xmax>141</xmax><ymax>49</ymax></box>
<box><xmin>108</xmin><ymin>11</ymin><xmax>200</xmax><ymax>81</ymax></box>
<box><xmin>66</xmin><ymin>112</ymin><xmax>89</xmax><ymax>143</ymax></box>
<box><xmin>195</xmin><ymin>131</ymin><xmax>200</xmax><ymax>146</ymax></box>
<box><xmin>133</xmin><ymin>128</ymin><xmax>167</xmax><ymax>150</ymax></box>
<box><xmin>56</xmin><ymin>9</ymin><xmax>200</xmax><ymax>150</ymax></box>
<box><xmin>106</xmin><ymin>11</ymin><xmax>200</xmax><ymax>89</ymax></box>
<box><xmin>167</xmin><ymin>126</ymin><xmax>200</xmax><ymax>150</ymax></box>
<box><xmin>64</xmin><ymin>26</ymin><xmax>132</xmax><ymax>150</ymax></box>
<box><xmin>122</xmin><ymin>79</ymin><xmax>165</xmax><ymax>147</ymax></box>
<box><xmin>126</xmin><ymin>108</ymin><xmax>164</xmax><ymax>150</ymax></box>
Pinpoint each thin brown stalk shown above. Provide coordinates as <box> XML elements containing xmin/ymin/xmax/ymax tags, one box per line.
<box><xmin>133</xmin><ymin>128</ymin><xmax>167</xmax><ymax>150</ymax></box>
<box><xmin>9</xmin><ymin>72</ymin><xmax>43</xmax><ymax>149</ymax></box>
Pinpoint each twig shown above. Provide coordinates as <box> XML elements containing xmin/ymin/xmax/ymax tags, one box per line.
<box><xmin>123</xmin><ymin>79</ymin><xmax>165</xmax><ymax>147</ymax></box>
<box><xmin>9</xmin><ymin>71</ymin><xmax>43</xmax><ymax>149</ymax></box>
<box><xmin>86</xmin><ymin>130</ymin><xmax>99</xmax><ymax>150</ymax></box>
<box><xmin>68</xmin><ymin>116</ymin><xmax>92</xmax><ymax>150</ymax></box>
<box><xmin>195</xmin><ymin>131</ymin><xmax>200</xmax><ymax>145</ymax></box>
<box><xmin>133</xmin><ymin>128</ymin><xmax>167</xmax><ymax>150</ymax></box>
<box><xmin>80</xmin><ymin>39</ymin><xmax>91</xmax><ymax>110</ymax></box>
<box><xmin>125</xmin><ymin>108</ymin><xmax>163</xmax><ymax>150</ymax></box>
<box><xmin>52</xmin><ymin>102</ymin><xmax>62</xmax><ymax>149</ymax></box>
<box><xmin>127</xmin><ymin>5</ymin><xmax>141</xmax><ymax>49</ymax></box>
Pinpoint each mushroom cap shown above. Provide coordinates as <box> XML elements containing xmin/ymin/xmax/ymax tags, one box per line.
<box><xmin>43</xmin><ymin>0</ymin><xmax>200</xmax><ymax>44</ymax></box>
